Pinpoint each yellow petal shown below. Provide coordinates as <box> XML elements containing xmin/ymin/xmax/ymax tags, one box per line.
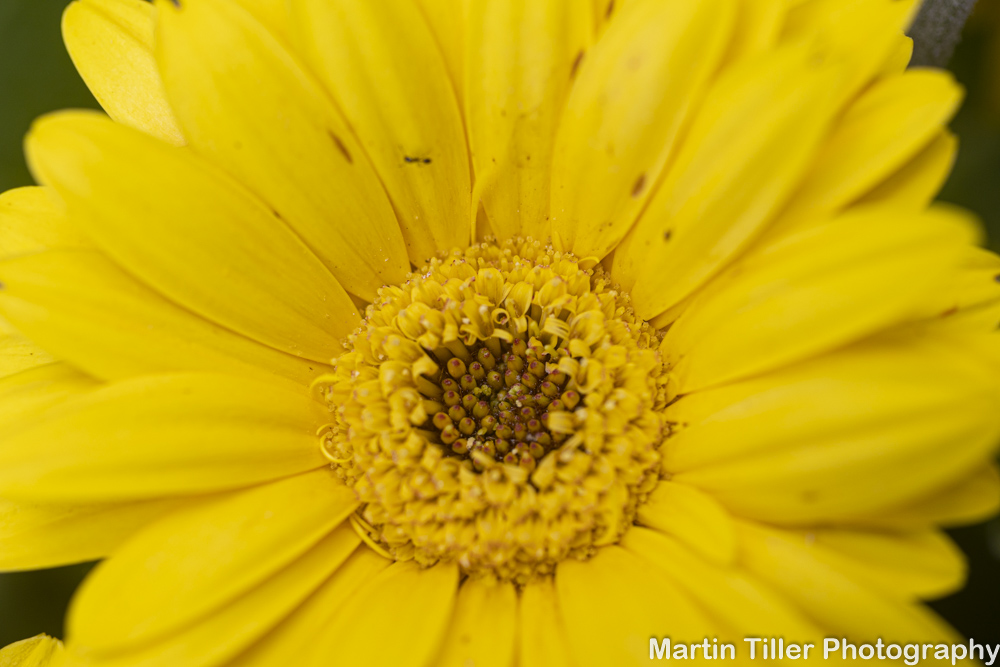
<box><xmin>788</xmin><ymin>528</ymin><xmax>966</xmax><ymax>601</ymax></box>
<box><xmin>231</xmin><ymin>0</ymin><xmax>292</xmax><ymax>42</ymax></box>
<box><xmin>780</xmin><ymin>0</ymin><xmax>918</xmax><ymax>103</ymax></box>
<box><xmin>292</xmin><ymin>0</ymin><xmax>470</xmax><ymax>264</ymax></box>
<box><xmin>854</xmin><ymin>131</ymin><xmax>957</xmax><ymax>212</ymax></box>
<box><xmin>723</xmin><ymin>0</ymin><xmax>784</xmax><ymax>64</ymax></box>
<box><xmin>0</xmin><ymin>498</ymin><xmax>176</xmax><ymax>572</ymax></box>
<box><xmin>550</xmin><ymin>0</ymin><xmax>735</xmax><ymax>259</ymax></box>
<box><xmin>474</xmin><ymin>201</ymin><xmax>492</xmax><ymax>243</ymax></box>
<box><xmin>612</xmin><ymin>46</ymin><xmax>844</xmax><ymax>318</ymax></box>
<box><xmin>0</xmin><ymin>187</ymin><xmax>88</xmax><ymax>257</ymax></box>
<box><xmin>880</xmin><ymin>35</ymin><xmax>914</xmax><ymax>76</ymax></box>
<box><xmin>308</xmin><ymin>561</ymin><xmax>458</xmax><ymax>667</ymax></box>
<box><xmin>0</xmin><ymin>373</ymin><xmax>329</xmax><ymax>502</ymax></box>
<box><xmin>0</xmin><ymin>636</ymin><xmax>64</xmax><ymax>667</ymax></box>
<box><xmin>623</xmin><ymin>527</ymin><xmax>821</xmax><ymax>639</ymax></box>
<box><xmin>738</xmin><ymin>521</ymin><xmax>964</xmax><ymax>643</ymax></box>
<box><xmin>466</xmin><ymin>0</ymin><xmax>591</xmax><ymax>240</ymax></box>
<box><xmin>435</xmin><ymin>578</ymin><xmax>516</xmax><ymax>667</ymax></box>
<box><xmin>73</xmin><ymin>525</ymin><xmax>360</xmax><ymax>667</ymax></box>
<box><xmin>225</xmin><ymin>548</ymin><xmax>391</xmax><ymax>667</ymax></box>
<box><xmin>518</xmin><ymin>579</ymin><xmax>573</xmax><ymax>667</ymax></box>
<box><xmin>26</xmin><ymin>111</ymin><xmax>356</xmax><ymax>363</ymax></box>
<box><xmin>414</xmin><ymin>0</ymin><xmax>466</xmax><ymax>110</ymax></box>
<box><xmin>0</xmin><ymin>363</ymin><xmax>97</xmax><ymax>434</ymax></box>
<box><xmin>62</xmin><ymin>0</ymin><xmax>183</xmax><ymax>145</ymax></box>
<box><xmin>668</xmin><ymin>336</ymin><xmax>1000</xmax><ymax>524</ymax></box>
<box><xmin>647</xmin><ymin>291</ymin><xmax>698</xmax><ymax>331</ymax></box>
<box><xmin>665</xmin><ymin>335</ymin><xmax>996</xmax><ymax>470</ymax></box>
<box><xmin>0</xmin><ymin>250</ymin><xmax>324</xmax><ymax>384</ymax></box>
<box><xmin>663</xmin><ymin>206</ymin><xmax>974</xmax><ymax>393</ymax></box>
<box><xmin>852</xmin><ymin>464</ymin><xmax>1000</xmax><ymax>529</ymax></box>
<box><xmin>556</xmin><ymin>546</ymin><xmax>715</xmax><ymax>666</ymax></box>
<box><xmin>154</xmin><ymin>0</ymin><xmax>408</xmax><ymax>300</ymax></box>
<box><xmin>904</xmin><ymin>246</ymin><xmax>1000</xmax><ymax>334</ymax></box>
<box><xmin>0</xmin><ymin>321</ymin><xmax>54</xmax><ymax>380</ymax></box>
<box><xmin>773</xmin><ymin>70</ymin><xmax>962</xmax><ymax>234</ymax></box>
<box><xmin>590</xmin><ymin>0</ymin><xmax>615</xmax><ymax>38</ymax></box>
<box><xmin>68</xmin><ymin>470</ymin><xmax>356</xmax><ymax>653</ymax></box>
<box><xmin>636</xmin><ymin>482</ymin><xmax>735</xmax><ymax>565</ymax></box>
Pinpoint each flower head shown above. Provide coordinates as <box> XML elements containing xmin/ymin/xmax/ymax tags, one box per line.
<box><xmin>0</xmin><ymin>0</ymin><xmax>999</xmax><ymax>665</ymax></box>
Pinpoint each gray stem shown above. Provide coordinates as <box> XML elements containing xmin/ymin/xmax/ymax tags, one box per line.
<box><xmin>908</xmin><ymin>0</ymin><xmax>979</xmax><ymax>68</ymax></box>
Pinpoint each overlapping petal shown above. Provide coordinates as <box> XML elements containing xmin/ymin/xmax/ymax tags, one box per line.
<box><xmin>293</xmin><ymin>0</ymin><xmax>471</xmax><ymax>263</ymax></box>
<box><xmin>434</xmin><ymin>577</ymin><xmax>517</xmax><ymax>667</ymax></box>
<box><xmin>551</xmin><ymin>0</ymin><xmax>734</xmax><ymax>259</ymax></box>
<box><xmin>68</xmin><ymin>470</ymin><xmax>356</xmax><ymax>654</ymax></box>
<box><xmin>225</xmin><ymin>549</ymin><xmax>391</xmax><ymax>667</ymax></box>
<box><xmin>0</xmin><ymin>251</ymin><xmax>324</xmax><ymax>384</ymax></box>
<box><xmin>466</xmin><ymin>0</ymin><xmax>590</xmax><ymax>240</ymax></box>
<box><xmin>0</xmin><ymin>373</ymin><xmax>330</xmax><ymax>502</ymax></box>
<box><xmin>62</xmin><ymin>0</ymin><xmax>183</xmax><ymax>145</ymax></box>
<box><xmin>299</xmin><ymin>561</ymin><xmax>458</xmax><ymax>667</ymax></box>
<box><xmin>0</xmin><ymin>498</ymin><xmax>177</xmax><ymax>571</ymax></box>
<box><xmin>661</xmin><ymin>205</ymin><xmax>976</xmax><ymax>392</ymax></box>
<box><xmin>557</xmin><ymin>546</ymin><xmax>714</xmax><ymax>666</ymax></box>
<box><xmin>26</xmin><ymin>112</ymin><xmax>357</xmax><ymax>362</ymax></box>
<box><xmin>666</xmin><ymin>336</ymin><xmax>1000</xmax><ymax>523</ymax></box>
<box><xmin>67</xmin><ymin>526</ymin><xmax>360</xmax><ymax>667</ymax></box>
<box><xmin>154</xmin><ymin>0</ymin><xmax>409</xmax><ymax>299</ymax></box>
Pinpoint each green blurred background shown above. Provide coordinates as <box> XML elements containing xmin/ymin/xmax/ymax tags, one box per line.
<box><xmin>0</xmin><ymin>0</ymin><xmax>998</xmax><ymax>648</ymax></box>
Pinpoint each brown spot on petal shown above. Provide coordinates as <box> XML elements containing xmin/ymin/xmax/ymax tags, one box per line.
<box><xmin>631</xmin><ymin>173</ymin><xmax>646</xmax><ymax>198</ymax></box>
<box><xmin>329</xmin><ymin>132</ymin><xmax>353</xmax><ymax>164</ymax></box>
<box><xmin>570</xmin><ymin>51</ymin><xmax>585</xmax><ymax>79</ymax></box>
<box><xmin>663</xmin><ymin>230</ymin><xmax>672</xmax><ymax>241</ymax></box>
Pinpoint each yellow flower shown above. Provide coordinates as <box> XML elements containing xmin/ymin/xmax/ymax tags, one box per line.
<box><xmin>1</xmin><ymin>0</ymin><xmax>1000</xmax><ymax>665</ymax></box>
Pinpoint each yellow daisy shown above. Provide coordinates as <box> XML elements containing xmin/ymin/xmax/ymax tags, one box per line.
<box><xmin>1</xmin><ymin>0</ymin><xmax>1000</xmax><ymax>665</ymax></box>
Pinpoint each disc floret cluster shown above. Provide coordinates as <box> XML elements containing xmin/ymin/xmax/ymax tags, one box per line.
<box><xmin>316</xmin><ymin>238</ymin><xmax>671</xmax><ymax>582</ymax></box>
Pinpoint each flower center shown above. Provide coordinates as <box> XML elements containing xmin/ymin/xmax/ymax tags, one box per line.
<box><xmin>315</xmin><ymin>238</ymin><xmax>670</xmax><ymax>583</ymax></box>
<box><xmin>432</xmin><ymin>336</ymin><xmax>579</xmax><ymax>471</ymax></box>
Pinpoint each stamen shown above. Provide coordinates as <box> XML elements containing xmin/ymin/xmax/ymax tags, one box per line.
<box><xmin>349</xmin><ymin>515</ymin><xmax>394</xmax><ymax>560</ymax></box>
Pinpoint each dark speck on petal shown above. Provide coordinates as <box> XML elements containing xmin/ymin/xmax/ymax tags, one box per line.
<box><xmin>329</xmin><ymin>132</ymin><xmax>353</xmax><ymax>164</ymax></box>
<box><xmin>631</xmin><ymin>173</ymin><xmax>646</xmax><ymax>198</ymax></box>
<box><xmin>570</xmin><ymin>51</ymin><xmax>585</xmax><ymax>79</ymax></box>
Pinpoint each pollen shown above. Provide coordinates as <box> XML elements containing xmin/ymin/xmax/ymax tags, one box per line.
<box><xmin>314</xmin><ymin>238</ymin><xmax>670</xmax><ymax>583</ymax></box>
